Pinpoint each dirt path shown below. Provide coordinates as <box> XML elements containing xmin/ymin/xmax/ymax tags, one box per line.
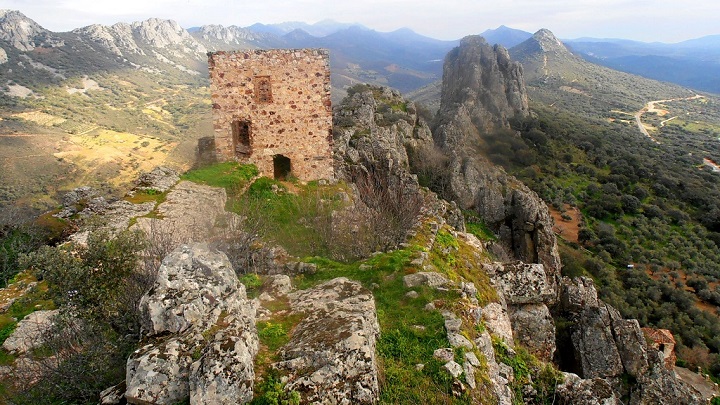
<box><xmin>634</xmin><ymin>94</ymin><xmax>704</xmax><ymax>144</ymax></box>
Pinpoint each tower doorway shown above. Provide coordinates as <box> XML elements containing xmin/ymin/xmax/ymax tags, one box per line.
<box><xmin>273</xmin><ymin>155</ymin><xmax>291</xmax><ymax>180</ymax></box>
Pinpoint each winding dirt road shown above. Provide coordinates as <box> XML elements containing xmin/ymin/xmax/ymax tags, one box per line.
<box><xmin>634</xmin><ymin>94</ymin><xmax>704</xmax><ymax>144</ymax></box>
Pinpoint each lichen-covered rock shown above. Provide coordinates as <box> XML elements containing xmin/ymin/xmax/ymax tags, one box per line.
<box><xmin>560</xmin><ymin>276</ymin><xmax>599</xmax><ymax>312</ymax></box>
<box><xmin>260</xmin><ymin>274</ymin><xmax>293</xmax><ymax>298</ymax></box>
<box><xmin>556</xmin><ymin>372</ymin><xmax>619</xmax><ymax>405</ymax></box>
<box><xmin>631</xmin><ymin>350</ymin><xmax>705</xmax><ymax>405</ymax></box>
<box><xmin>140</xmin><ymin>243</ymin><xmax>242</xmax><ymax>335</ymax></box>
<box><xmin>475</xmin><ymin>330</ymin><xmax>514</xmax><ymax>405</ymax></box>
<box><xmin>481</xmin><ymin>299</ymin><xmax>514</xmax><ymax>346</ymax></box>
<box><xmin>133</xmin><ymin>181</ymin><xmax>232</xmax><ymax>249</ymax></box>
<box><xmin>126</xmin><ymin>337</ymin><xmax>196</xmax><ymax>405</ymax></box>
<box><xmin>484</xmin><ymin>261</ymin><xmax>556</xmax><ymax>304</ymax></box>
<box><xmin>189</xmin><ymin>320</ymin><xmax>257</xmax><ymax>404</ymax></box>
<box><xmin>275</xmin><ymin>277</ymin><xmax>379</xmax><ymax>404</ymax></box>
<box><xmin>572</xmin><ymin>305</ymin><xmax>624</xmax><ymax>379</ymax></box>
<box><xmin>403</xmin><ymin>271</ymin><xmax>451</xmax><ymax>288</ymax></box>
<box><xmin>612</xmin><ymin>319</ymin><xmax>649</xmax><ymax>378</ymax></box>
<box><xmin>133</xmin><ymin>166</ymin><xmax>180</xmax><ymax>193</ymax></box>
<box><xmin>2</xmin><ymin>309</ymin><xmax>59</xmax><ymax>354</ymax></box>
<box><xmin>508</xmin><ymin>303</ymin><xmax>555</xmax><ymax>361</ymax></box>
<box><xmin>126</xmin><ymin>243</ymin><xmax>258</xmax><ymax>405</ymax></box>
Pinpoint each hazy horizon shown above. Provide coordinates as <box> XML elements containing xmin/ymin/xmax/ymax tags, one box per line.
<box><xmin>1</xmin><ymin>0</ymin><xmax>719</xmax><ymax>44</ymax></box>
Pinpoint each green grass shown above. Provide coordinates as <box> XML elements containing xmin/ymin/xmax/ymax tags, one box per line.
<box><xmin>181</xmin><ymin>162</ymin><xmax>259</xmax><ymax>194</ymax></box>
<box><xmin>228</xmin><ymin>177</ymin><xmax>349</xmax><ymax>258</ymax></box>
<box><xmin>292</xmin><ymin>248</ymin><xmax>479</xmax><ymax>403</ymax></box>
<box><xmin>493</xmin><ymin>337</ymin><xmax>563</xmax><ymax>405</ymax></box>
<box><xmin>124</xmin><ymin>188</ymin><xmax>168</xmax><ymax>205</ymax></box>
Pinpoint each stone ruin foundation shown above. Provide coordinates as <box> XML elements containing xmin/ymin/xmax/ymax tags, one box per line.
<box><xmin>642</xmin><ymin>327</ymin><xmax>677</xmax><ymax>370</ymax></box>
<box><xmin>208</xmin><ymin>49</ymin><xmax>333</xmax><ymax>181</ymax></box>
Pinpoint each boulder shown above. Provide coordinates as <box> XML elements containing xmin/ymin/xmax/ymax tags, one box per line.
<box><xmin>140</xmin><ymin>243</ymin><xmax>243</xmax><ymax>335</ymax></box>
<box><xmin>126</xmin><ymin>337</ymin><xmax>196</xmax><ymax>405</ymax></box>
<box><xmin>484</xmin><ymin>261</ymin><xmax>556</xmax><ymax>304</ymax></box>
<box><xmin>403</xmin><ymin>272</ymin><xmax>451</xmax><ymax>289</ymax></box>
<box><xmin>189</xmin><ymin>321</ymin><xmax>257</xmax><ymax>404</ymax></box>
<box><xmin>126</xmin><ymin>243</ymin><xmax>258</xmax><ymax>405</ymax></box>
<box><xmin>133</xmin><ymin>166</ymin><xmax>180</xmax><ymax>193</ymax></box>
<box><xmin>275</xmin><ymin>277</ymin><xmax>379</xmax><ymax>404</ymax></box>
<box><xmin>556</xmin><ymin>372</ymin><xmax>620</xmax><ymax>405</ymax></box>
<box><xmin>2</xmin><ymin>309</ymin><xmax>59</xmax><ymax>354</ymax></box>
<box><xmin>481</xmin><ymin>300</ymin><xmax>514</xmax><ymax>346</ymax></box>
<box><xmin>508</xmin><ymin>304</ymin><xmax>556</xmax><ymax>361</ymax></box>
<box><xmin>560</xmin><ymin>276</ymin><xmax>599</xmax><ymax>312</ymax></box>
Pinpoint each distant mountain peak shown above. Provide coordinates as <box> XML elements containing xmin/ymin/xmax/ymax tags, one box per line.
<box><xmin>532</xmin><ymin>28</ymin><xmax>570</xmax><ymax>53</ymax></box>
<box><xmin>479</xmin><ymin>25</ymin><xmax>532</xmax><ymax>48</ymax></box>
<box><xmin>0</xmin><ymin>9</ymin><xmax>63</xmax><ymax>51</ymax></box>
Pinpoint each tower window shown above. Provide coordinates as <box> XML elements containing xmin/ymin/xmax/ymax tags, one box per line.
<box><xmin>254</xmin><ymin>76</ymin><xmax>273</xmax><ymax>103</ymax></box>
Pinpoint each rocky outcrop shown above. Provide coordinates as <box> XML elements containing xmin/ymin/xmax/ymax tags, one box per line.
<box><xmin>430</xmin><ymin>36</ymin><xmax>560</xmax><ymax>284</ymax></box>
<box><xmin>132</xmin><ymin>180</ymin><xmax>236</xmax><ymax>249</ymax></box>
<box><xmin>508</xmin><ymin>304</ymin><xmax>555</xmax><ymax>361</ymax></box>
<box><xmin>274</xmin><ymin>277</ymin><xmax>380</xmax><ymax>404</ymax></box>
<box><xmin>0</xmin><ymin>10</ymin><xmax>63</xmax><ymax>51</ymax></box>
<box><xmin>435</xmin><ymin>35</ymin><xmax>527</xmax><ymax>138</ymax></box>
<box><xmin>0</xmin><ymin>47</ymin><xmax>7</xmax><ymax>64</ymax></box>
<box><xmin>556</xmin><ymin>277</ymin><xmax>704</xmax><ymax>404</ymax></box>
<box><xmin>133</xmin><ymin>166</ymin><xmax>180</xmax><ymax>193</ymax></box>
<box><xmin>333</xmin><ymin>85</ymin><xmax>465</xmax><ymax>246</ymax></box>
<box><xmin>2</xmin><ymin>309</ymin><xmax>59</xmax><ymax>354</ymax></box>
<box><xmin>125</xmin><ymin>244</ymin><xmax>257</xmax><ymax>405</ymax></box>
<box><xmin>484</xmin><ymin>261</ymin><xmax>556</xmax><ymax>304</ymax></box>
<box><xmin>556</xmin><ymin>373</ymin><xmax>619</xmax><ymax>405</ymax></box>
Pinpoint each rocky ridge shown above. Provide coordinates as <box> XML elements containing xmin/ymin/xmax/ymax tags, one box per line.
<box><xmin>432</xmin><ymin>35</ymin><xmax>561</xmax><ymax>291</ymax></box>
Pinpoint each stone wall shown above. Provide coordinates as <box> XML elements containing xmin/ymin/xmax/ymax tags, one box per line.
<box><xmin>208</xmin><ymin>49</ymin><xmax>333</xmax><ymax>181</ymax></box>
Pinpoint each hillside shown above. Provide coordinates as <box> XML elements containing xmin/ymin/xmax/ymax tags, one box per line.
<box><xmin>434</xmin><ymin>29</ymin><xmax>720</xmax><ymax>385</ymax></box>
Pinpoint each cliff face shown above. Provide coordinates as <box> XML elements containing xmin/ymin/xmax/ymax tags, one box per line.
<box><xmin>435</xmin><ymin>35</ymin><xmax>528</xmax><ymax>145</ymax></box>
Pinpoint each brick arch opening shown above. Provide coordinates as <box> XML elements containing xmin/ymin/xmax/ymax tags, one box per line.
<box><xmin>273</xmin><ymin>154</ymin><xmax>291</xmax><ymax>180</ymax></box>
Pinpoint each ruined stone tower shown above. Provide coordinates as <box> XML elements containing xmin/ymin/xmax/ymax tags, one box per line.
<box><xmin>208</xmin><ymin>49</ymin><xmax>333</xmax><ymax>181</ymax></box>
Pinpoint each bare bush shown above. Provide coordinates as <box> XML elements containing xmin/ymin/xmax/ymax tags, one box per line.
<box><xmin>350</xmin><ymin>160</ymin><xmax>425</xmax><ymax>254</ymax></box>
<box><xmin>408</xmin><ymin>143</ymin><xmax>451</xmax><ymax>197</ymax></box>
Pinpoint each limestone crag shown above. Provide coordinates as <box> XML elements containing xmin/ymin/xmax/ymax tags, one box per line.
<box><xmin>431</xmin><ymin>36</ymin><xmax>560</xmax><ymax>283</ymax></box>
<box><xmin>274</xmin><ymin>278</ymin><xmax>380</xmax><ymax>404</ymax></box>
<box><xmin>333</xmin><ymin>85</ymin><xmax>464</xmax><ymax>232</ymax></box>
<box><xmin>132</xmin><ymin>166</ymin><xmax>180</xmax><ymax>193</ymax></box>
<box><xmin>126</xmin><ymin>243</ymin><xmax>258</xmax><ymax>405</ymax></box>
<box><xmin>435</xmin><ymin>35</ymin><xmax>527</xmax><ymax>138</ymax></box>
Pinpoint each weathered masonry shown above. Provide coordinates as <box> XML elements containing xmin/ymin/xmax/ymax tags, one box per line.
<box><xmin>208</xmin><ymin>49</ymin><xmax>334</xmax><ymax>181</ymax></box>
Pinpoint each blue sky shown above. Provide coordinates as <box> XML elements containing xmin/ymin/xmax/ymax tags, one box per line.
<box><xmin>1</xmin><ymin>0</ymin><xmax>718</xmax><ymax>43</ymax></box>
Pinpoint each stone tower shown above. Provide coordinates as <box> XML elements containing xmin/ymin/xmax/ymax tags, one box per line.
<box><xmin>208</xmin><ymin>49</ymin><xmax>333</xmax><ymax>181</ymax></box>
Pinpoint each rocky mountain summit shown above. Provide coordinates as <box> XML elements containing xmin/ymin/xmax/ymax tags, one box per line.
<box><xmin>0</xmin><ymin>9</ymin><xmax>63</xmax><ymax>51</ymax></box>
